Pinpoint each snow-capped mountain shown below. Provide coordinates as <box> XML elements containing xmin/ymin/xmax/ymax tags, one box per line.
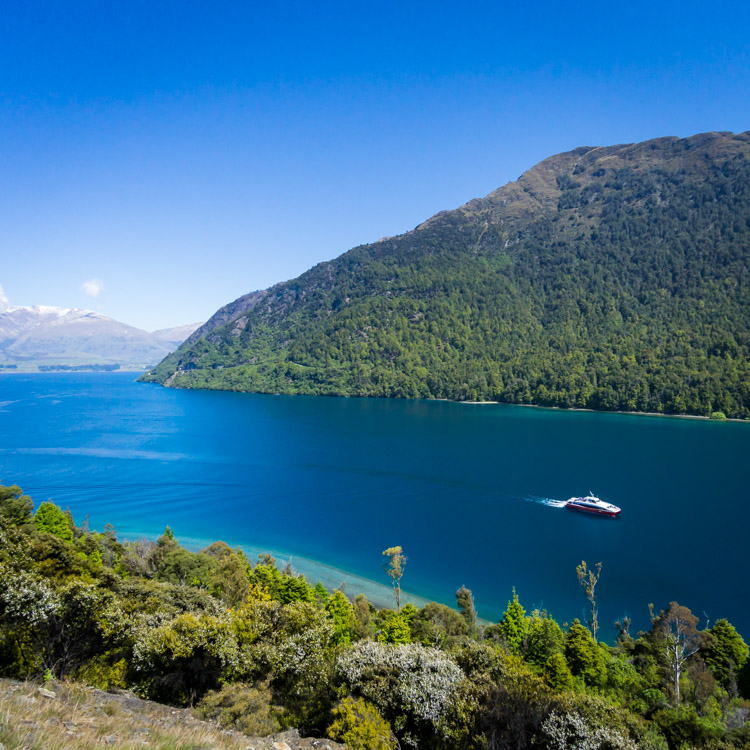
<box><xmin>0</xmin><ymin>305</ymin><xmax>197</xmax><ymax>367</ymax></box>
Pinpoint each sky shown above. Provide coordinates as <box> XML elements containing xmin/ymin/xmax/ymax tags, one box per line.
<box><xmin>1</xmin><ymin>1</ymin><xmax>749</xmax><ymax>330</ymax></box>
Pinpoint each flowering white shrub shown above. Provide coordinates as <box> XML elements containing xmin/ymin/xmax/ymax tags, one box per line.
<box><xmin>337</xmin><ymin>641</ymin><xmax>463</xmax><ymax>743</ymax></box>
<box><xmin>541</xmin><ymin>710</ymin><xmax>638</xmax><ymax>750</ymax></box>
<box><xmin>0</xmin><ymin>563</ymin><xmax>59</xmax><ymax>626</ymax></box>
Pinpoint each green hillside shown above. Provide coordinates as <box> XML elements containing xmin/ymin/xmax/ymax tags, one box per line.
<box><xmin>142</xmin><ymin>131</ymin><xmax>750</xmax><ymax>418</ymax></box>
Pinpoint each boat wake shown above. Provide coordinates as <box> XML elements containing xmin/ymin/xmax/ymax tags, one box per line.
<box><xmin>524</xmin><ymin>495</ymin><xmax>567</xmax><ymax>509</ymax></box>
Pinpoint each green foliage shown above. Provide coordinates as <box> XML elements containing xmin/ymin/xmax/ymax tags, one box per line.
<box><xmin>410</xmin><ymin>602</ymin><xmax>468</xmax><ymax>648</ymax></box>
<box><xmin>132</xmin><ymin>611</ymin><xmax>239</xmax><ymax>706</ymax></box>
<box><xmin>352</xmin><ymin>594</ymin><xmax>374</xmax><ymax>640</ymax></box>
<box><xmin>314</xmin><ymin>581</ymin><xmax>330</xmax><ymax>607</ymax></box>
<box><xmin>203</xmin><ymin>542</ymin><xmax>251</xmax><ymax>606</ymax></box>
<box><xmin>499</xmin><ymin>588</ymin><xmax>528</xmax><ymax>654</ymax></box>
<box><xmin>328</xmin><ymin>696</ymin><xmax>396</xmax><ymax>750</ymax></box>
<box><xmin>0</xmin><ymin>484</ymin><xmax>33</xmax><ymax>526</ymax></box>
<box><xmin>455</xmin><ymin>585</ymin><xmax>476</xmax><ymax>630</ymax></box>
<box><xmin>544</xmin><ymin>652</ymin><xmax>575</xmax><ymax>692</ymax></box>
<box><xmin>326</xmin><ymin>591</ymin><xmax>355</xmax><ymax>645</ymax></box>
<box><xmin>565</xmin><ymin>620</ymin><xmax>608</xmax><ymax>689</ymax></box>
<box><xmin>145</xmin><ymin>133</ymin><xmax>750</xmax><ymax>419</ymax></box>
<box><xmin>34</xmin><ymin>501</ymin><xmax>73</xmax><ymax>542</ymax></box>
<box><xmin>653</xmin><ymin>707</ymin><xmax>723</xmax><ymax>749</ymax></box>
<box><xmin>524</xmin><ymin>611</ymin><xmax>566</xmax><ymax>668</ymax></box>
<box><xmin>378</xmin><ymin>612</ymin><xmax>412</xmax><ymax>644</ymax></box>
<box><xmin>3</xmin><ymin>484</ymin><xmax>750</xmax><ymax>747</ymax></box>
<box><xmin>705</xmin><ymin>619</ymin><xmax>749</xmax><ymax>690</ymax></box>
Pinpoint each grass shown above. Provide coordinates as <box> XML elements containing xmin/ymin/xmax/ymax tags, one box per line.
<box><xmin>0</xmin><ymin>678</ymin><xmax>336</xmax><ymax>750</ymax></box>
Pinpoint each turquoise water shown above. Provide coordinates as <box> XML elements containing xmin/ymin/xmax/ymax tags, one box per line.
<box><xmin>1</xmin><ymin>372</ymin><xmax>748</xmax><ymax>638</ymax></box>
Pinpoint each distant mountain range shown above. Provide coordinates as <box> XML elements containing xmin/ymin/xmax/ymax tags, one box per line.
<box><xmin>142</xmin><ymin>131</ymin><xmax>750</xmax><ymax>418</ymax></box>
<box><xmin>0</xmin><ymin>303</ymin><xmax>201</xmax><ymax>368</ymax></box>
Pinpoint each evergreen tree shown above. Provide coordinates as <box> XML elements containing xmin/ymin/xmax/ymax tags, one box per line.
<box><xmin>544</xmin><ymin>652</ymin><xmax>574</xmax><ymax>691</ymax></box>
<box><xmin>565</xmin><ymin>619</ymin><xmax>607</xmax><ymax>688</ymax></box>
<box><xmin>34</xmin><ymin>501</ymin><xmax>73</xmax><ymax>542</ymax></box>
<box><xmin>326</xmin><ymin>591</ymin><xmax>355</xmax><ymax>645</ymax></box>
<box><xmin>499</xmin><ymin>588</ymin><xmax>528</xmax><ymax>654</ymax></box>
<box><xmin>705</xmin><ymin>619</ymin><xmax>749</xmax><ymax>691</ymax></box>
<box><xmin>378</xmin><ymin>612</ymin><xmax>411</xmax><ymax>644</ymax></box>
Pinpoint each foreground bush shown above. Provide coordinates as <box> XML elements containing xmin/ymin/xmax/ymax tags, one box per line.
<box><xmin>328</xmin><ymin>696</ymin><xmax>396</xmax><ymax>750</ymax></box>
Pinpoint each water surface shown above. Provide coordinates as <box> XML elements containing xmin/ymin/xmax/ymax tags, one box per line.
<box><xmin>1</xmin><ymin>372</ymin><xmax>747</xmax><ymax>638</ymax></box>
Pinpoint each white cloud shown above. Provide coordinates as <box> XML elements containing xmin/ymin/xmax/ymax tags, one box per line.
<box><xmin>80</xmin><ymin>278</ymin><xmax>104</xmax><ymax>298</ymax></box>
<box><xmin>0</xmin><ymin>283</ymin><xmax>9</xmax><ymax>311</ymax></box>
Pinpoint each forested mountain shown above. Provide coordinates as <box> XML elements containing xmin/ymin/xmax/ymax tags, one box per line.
<box><xmin>142</xmin><ymin>131</ymin><xmax>750</xmax><ymax>418</ymax></box>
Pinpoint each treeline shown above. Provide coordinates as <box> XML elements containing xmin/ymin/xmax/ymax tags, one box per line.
<box><xmin>1</xmin><ymin>483</ymin><xmax>749</xmax><ymax>750</ymax></box>
<box><xmin>38</xmin><ymin>364</ymin><xmax>121</xmax><ymax>372</ymax></box>
<box><xmin>144</xmin><ymin>133</ymin><xmax>750</xmax><ymax>419</ymax></box>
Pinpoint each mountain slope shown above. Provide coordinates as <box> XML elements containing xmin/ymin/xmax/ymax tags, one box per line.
<box><xmin>150</xmin><ymin>322</ymin><xmax>204</xmax><ymax>349</ymax></box>
<box><xmin>142</xmin><ymin>131</ymin><xmax>750</xmax><ymax>418</ymax></box>
<box><xmin>0</xmin><ymin>306</ymin><xmax>194</xmax><ymax>366</ymax></box>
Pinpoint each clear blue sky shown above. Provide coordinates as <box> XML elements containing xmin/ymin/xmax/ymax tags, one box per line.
<box><xmin>1</xmin><ymin>0</ymin><xmax>749</xmax><ymax>330</ymax></box>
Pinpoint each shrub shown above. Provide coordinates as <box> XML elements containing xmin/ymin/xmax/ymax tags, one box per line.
<box><xmin>197</xmin><ymin>680</ymin><xmax>280</xmax><ymax>735</ymax></box>
<box><xmin>337</xmin><ymin>641</ymin><xmax>463</xmax><ymax>746</ymax></box>
<box><xmin>328</xmin><ymin>696</ymin><xmax>396</xmax><ymax>750</ymax></box>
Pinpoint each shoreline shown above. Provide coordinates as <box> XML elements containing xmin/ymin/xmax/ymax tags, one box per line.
<box><xmin>122</xmin><ymin>529</ymin><xmax>435</xmax><ymax>612</ymax></box>
<box><xmin>9</xmin><ymin>371</ymin><xmax>747</xmax><ymax>423</ymax></box>
<box><xmin>459</xmin><ymin>400</ymin><xmax>748</xmax><ymax>423</ymax></box>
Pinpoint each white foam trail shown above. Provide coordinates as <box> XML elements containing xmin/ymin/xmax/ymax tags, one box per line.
<box><xmin>524</xmin><ymin>495</ymin><xmax>567</xmax><ymax>509</ymax></box>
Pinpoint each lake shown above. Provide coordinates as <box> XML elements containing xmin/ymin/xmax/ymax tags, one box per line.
<box><xmin>1</xmin><ymin>372</ymin><xmax>748</xmax><ymax>639</ymax></box>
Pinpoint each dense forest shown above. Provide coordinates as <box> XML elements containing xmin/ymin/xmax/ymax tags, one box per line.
<box><xmin>142</xmin><ymin>131</ymin><xmax>750</xmax><ymax>419</ymax></box>
<box><xmin>2</xmin><ymin>484</ymin><xmax>749</xmax><ymax>749</ymax></box>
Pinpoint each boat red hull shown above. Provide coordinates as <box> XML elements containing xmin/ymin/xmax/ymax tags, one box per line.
<box><xmin>565</xmin><ymin>504</ymin><xmax>620</xmax><ymax>518</ymax></box>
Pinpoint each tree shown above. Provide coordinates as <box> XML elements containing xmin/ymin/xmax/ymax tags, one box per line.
<box><xmin>455</xmin><ymin>585</ymin><xmax>476</xmax><ymax>630</ymax></box>
<box><xmin>499</xmin><ymin>588</ymin><xmax>528</xmax><ymax>654</ymax></box>
<box><xmin>576</xmin><ymin>561</ymin><xmax>602</xmax><ymax>642</ymax></box>
<box><xmin>525</xmin><ymin>611</ymin><xmax>565</xmax><ymax>668</ymax></box>
<box><xmin>378</xmin><ymin>612</ymin><xmax>411</xmax><ymax>644</ymax></box>
<box><xmin>650</xmin><ymin>602</ymin><xmax>702</xmax><ymax>706</ymax></box>
<box><xmin>0</xmin><ymin>484</ymin><xmax>33</xmax><ymax>526</ymax></box>
<box><xmin>326</xmin><ymin>590</ymin><xmax>355</xmax><ymax>645</ymax></box>
<box><xmin>704</xmin><ymin>618</ymin><xmax>748</xmax><ymax>692</ymax></box>
<box><xmin>352</xmin><ymin>594</ymin><xmax>373</xmax><ymax>640</ymax></box>
<box><xmin>203</xmin><ymin>543</ymin><xmax>250</xmax><ymax>606</ymax></box>
<box><xmin>411</xmin><ymin>602</ymin><xmax>467</xmax><ymax>647</ymax></box>
<box><xmin>382</xmin><ymin>546</ymin><xmax>406</xmax><ymax>612</ymax></box>
<box><xmin>33</xmin><ymin>501</ymin><xmax>73</xmax><ymax>542</ymax></box>
<box><xmin>314</xmin><ymin>581</ymin><xmax>330</xmax><ymax>607</ymax></box>
<box><xmin>565</xmin><ymin>619</ymin><xmax>607</xmax><ymax>688</ymax></box>
<box><xmin>544</xmin><ymin>652</ymin><xmax>575</xmax><ymax>692</ymax></box>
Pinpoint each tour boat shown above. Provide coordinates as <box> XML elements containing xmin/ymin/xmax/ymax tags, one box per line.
<box><xmin>565</xmin><ymin>493</ymin><xmax>621</xmax><ymax>518</ymax></box>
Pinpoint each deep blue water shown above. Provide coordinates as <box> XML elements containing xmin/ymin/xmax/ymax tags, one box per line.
<box><xmin>1</xmin><ymin>372</ymin><xmax>748</xmax><ymax>639</ymax></box>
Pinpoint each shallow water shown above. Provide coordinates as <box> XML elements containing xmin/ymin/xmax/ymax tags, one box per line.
<box><xmin>1</xmin><ymin>372</ymin><xmax>748</xmax><ymax>638</ymax></box>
